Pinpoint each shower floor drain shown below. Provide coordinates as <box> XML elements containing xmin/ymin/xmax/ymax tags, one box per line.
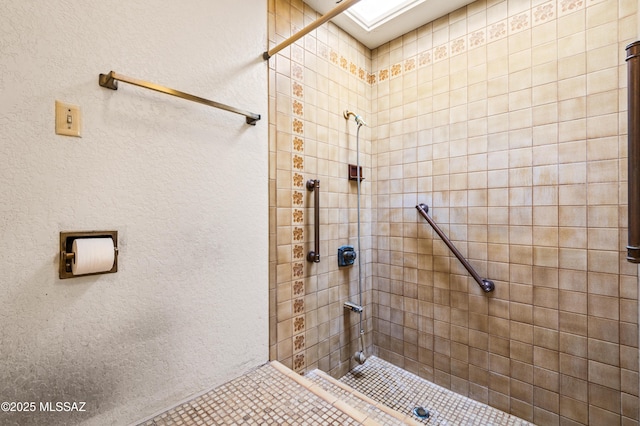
<box><xmin>413</xmin><ymin>406</ymin><xmax>430</xmax><ymax>419</ymax></box>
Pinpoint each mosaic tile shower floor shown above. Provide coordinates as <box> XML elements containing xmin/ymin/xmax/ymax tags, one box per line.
<box><xmin>339</xmin><ymin>356</ymin><xmax>532</xmax><ymax>426</ymax></box>
<box><xmin>139</xmin><ymin>357</ymin><xmax>532</xmax><ymax>425</ymax></box>
<box><xmin>139</xmin><ymin>362</ymin><xmax>358</xmax><ymax>426</ymax></box>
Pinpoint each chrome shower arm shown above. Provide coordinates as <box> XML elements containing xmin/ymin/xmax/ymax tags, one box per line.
<box><xmin>344</xmin><ymin>110</ymin><xmax>366</xmax><ymax>127</ymax></box>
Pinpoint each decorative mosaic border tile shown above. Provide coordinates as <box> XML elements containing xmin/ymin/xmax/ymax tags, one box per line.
<box><xmin>306</xmin><ymin>0</ymin><xmax>608</xmax><ymax>87</ymax></box>
<box><xmin>289</xmin><ymin>52</ymin><xmax>307</xmax><ymax>373</ymax></box>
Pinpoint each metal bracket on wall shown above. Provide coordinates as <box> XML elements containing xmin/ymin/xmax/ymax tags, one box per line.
<box><xmin>348</xmin><ymin>164</ymin><xmax>364</xmax><ymax>181</ymax></box>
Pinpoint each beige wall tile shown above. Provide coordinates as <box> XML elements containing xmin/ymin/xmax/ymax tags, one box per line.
<box><xmin>270</xmin><ymin>0</ymin><xmax>638</xmax><ymax>421</ymax></box>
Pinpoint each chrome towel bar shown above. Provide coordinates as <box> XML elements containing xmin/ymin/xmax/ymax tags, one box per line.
<box><xmin>416</xmin><ymin>203</ymin><xmax>495</xmax><ymax>293</ymax></box>
<box><xmin>99</xmin><ymin>71</ymin><xmax>261</xmax><ymax>125</ymax></box>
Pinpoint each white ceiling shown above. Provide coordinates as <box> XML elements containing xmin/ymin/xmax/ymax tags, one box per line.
<box><xmin>303</xmin><ymin>0</ymin><xmax>476</xmax><ymax>49</ymax></box>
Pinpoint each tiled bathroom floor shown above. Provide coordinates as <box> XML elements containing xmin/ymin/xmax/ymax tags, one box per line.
<box><xmin>339</xmin><ymin>356</ymin><xmax>533</xmax><ymax>426</ymax></box>
<box><xmin>139</xmin><ymin>357</ymin><xmax>532</xmax><ymax>425</ymax></box>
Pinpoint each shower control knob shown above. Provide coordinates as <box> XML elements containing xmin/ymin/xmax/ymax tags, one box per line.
<box><xmin>337</xmin><ymin>245</ymin><xmax>356</xmax><ymax>267</ymax></box>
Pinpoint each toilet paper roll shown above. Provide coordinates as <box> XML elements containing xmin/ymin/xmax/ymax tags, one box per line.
<box><xmin>72</xmin><ymin>238</ymin><xmax>115</xmax><ymax>275</ymax></box>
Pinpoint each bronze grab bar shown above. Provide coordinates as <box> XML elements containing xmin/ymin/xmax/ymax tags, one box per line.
<box><xmin>99</xmin><ymin>71</ymin><xmax>261</xmax><ymax>125</ymax></box>
<box><xmin>263</xmin><ymin>0</ymin><xmax>361</xmax><ymax>60</ymax></box>
<box><xmin>416</xmin><ymin>204</ymin><xmax>494</xmax><ymax>293</ymax></box>
<box><xmin>626</xmin><ymin>41</ymin><xmax>640</xmax><ymax>263</ymax></box>
<box><xmin>307</xmin><ymin>179</ymin><xmax>320</xmax><ymax>263</ymax></box>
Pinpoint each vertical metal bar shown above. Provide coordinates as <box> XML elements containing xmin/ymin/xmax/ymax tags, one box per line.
<box><xmin>307</xmin><ymin>179</ymin><xmax>320</xmax><ymax>263</ymax></box>
<box><xmin>626</xmin><ymin>41</ymin><xmax>640</xmax><ymax>263</ymax></box>
<box><xmin>416</xmin><ymin>204</ymin><xmax>494</xmax><ymax>292</ymax></box>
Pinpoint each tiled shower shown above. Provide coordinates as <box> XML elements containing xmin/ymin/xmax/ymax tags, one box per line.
<box><xmin>268</xmin><ymin>0</ymin><xmax>639</xmax><ymax>424</ymax></box>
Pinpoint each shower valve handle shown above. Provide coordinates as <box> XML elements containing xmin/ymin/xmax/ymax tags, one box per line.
<box><xmin>343</xmin><ymin>251</ymin><xmax>356</xmax><ymax>261</ymax></box>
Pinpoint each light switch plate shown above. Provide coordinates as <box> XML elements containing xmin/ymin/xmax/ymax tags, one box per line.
<box><xmin>55</xmin><ymin>101</ymin><xmax>81</xmax><ymax>137</ymax></box>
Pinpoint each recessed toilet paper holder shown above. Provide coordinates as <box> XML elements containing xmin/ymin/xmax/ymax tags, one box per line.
<box><xmin>59</xmin><ymin>231</ymin><xmax>118</xmax><ymax>279</ymax></box>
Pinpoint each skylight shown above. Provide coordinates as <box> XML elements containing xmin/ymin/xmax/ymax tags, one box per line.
<box><xmin>344</xmin><ymin>0</ymin><xmax>425</xmax><ymax>31</ymax></box>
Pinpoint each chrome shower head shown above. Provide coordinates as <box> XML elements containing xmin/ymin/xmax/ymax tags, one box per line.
<box><xmin>354</xmin><ymin>114</ymin><xmax>366</xmax><ymax>127</ymax></box>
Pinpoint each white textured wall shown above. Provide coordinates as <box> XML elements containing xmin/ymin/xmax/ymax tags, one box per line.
<box><xmin>0</xmin><ymin>1</ymin><xmax>268</xmax><ymax>425</ymax></box>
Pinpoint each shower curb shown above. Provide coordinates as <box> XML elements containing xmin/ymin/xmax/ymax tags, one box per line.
<box><xmin>271</xmin><ymin>361</ymin><xmax>383</xmax><ymax>425</ymax></box>
<box><xmin>309</xmin><ymin>369</ymin><xmax>424</xmax><ymax>426</ymax></box>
